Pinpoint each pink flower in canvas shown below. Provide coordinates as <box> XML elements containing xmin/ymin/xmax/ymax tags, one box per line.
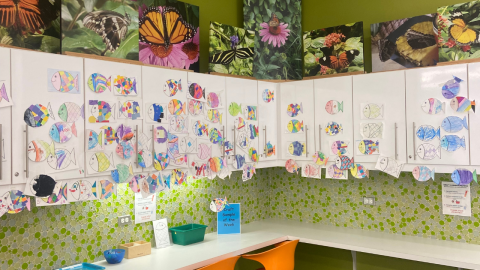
<box><xmin>139</xmin><ymin>42</ymin><xmax>188</xmax><ymax>68</ymax></box>
<box><xmin>181</xmin><ymin>27</ymin><xmax>200</xmax><ymax>70</ymax></box>
<box><xmin>324</xmin><ymin>33</ymin><xmax>345</xmax><ymax>48</ymax></box>
<box><xmin>259</xmin><ymin>22</ymin><xmax>290</xmax><ymax>47</ymax></box>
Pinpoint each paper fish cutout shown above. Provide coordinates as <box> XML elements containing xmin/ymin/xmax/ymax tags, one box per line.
<box><xmin>207</xmin><ymin>91</ymin><xmax>222</xmax><ymax>108</ymax></box>
<box><xmin>451</xmin><ymin>169</ymin><xmax>477</xmax><ymax>185</ymax></box>
<box><xmin>188</xmin><ymin>100</ymin><xmax>204</xmax><ymax>116</ymax></box>
<box><xmin>416</xmin><ymin>143</ymin><xmax>441</xmax><ymax>160</ymax></box>
<box><xmin>450</xmin><ymin>96</ymin><xmax>475</xmax><ymax>113</ymax></box>
<box><xmin>197</xmin><ymin>143</ymin><xmax>212</xmax><ymax>160</ymax></box>
<box><xmin>100</xmin><ymin>180</ymin><xmax>114</xmax><ymax>199</ymax></box>
<box><xmin>51</xmin><ymin>71</ymin><xmax>78</xmax><ymax>93</ymax></box>
<box><xmin>100</xmin><ymin>126</ymin><xmax>117</xmax><ymax>145</ymax></box>
<box><xmin>170</xmin><ymin>152</ymin><xmax>188</xmax><ymax>166</ymax></box>
<box><xmin>148</xmin><ymin>103</ymin><xmax>165</xmax><ymax>123</ymax></box>
<box><xmin>209</xmin><ymin>128</ymin><xmax>223</xmax><ymax>145</ymax></box>
<box><xmin>138</xmin><ymin>149</ymin><xmax>153</xmax><ymax>168</ymax></box>
<box><xmin>228</xmin><ymin>102</ymin><xmax>242</xmax><ymax>116</ymax></box>
<box><xmin>287</xmin><ymin>120</ymin><xmax>303</xmax><ymax>133</ymax></box>
<box><xmin>205</xmin><ymin>109</ymin><xmax>223</xmax><ymax>124</ymax></box>
<box><xmin>285</xmin><ymin>159</ymin><xmax>299</xmax><ymax>174</ymax></box>
<box><xmin>242</xmin><ymin>164</ymin><xmax>256</xmax><ymax>181</ymax></box>
<box><xmin>237</xmin><ymin>132</ymin><xmax>250</xmax><ymax>150</ymax></box>
<box><xmin>287</xmin><ymin>103</ymin><xmax>303</xmax><ymax>117</ymax></box>
<box><xmin>8</xmin><ymin>190</ymin><xmax>31</xmax><ymax>213</ymax></box>
<box><xmin>234</xmin><ymin>117</ymin><xmax>246</xmax><ymax>131</ymax></box>
<box><xmin>440</xmin><ymin>135</ymin><xmax>466</xmax><ymax>152</ymax></box>
<box><xmin>89</xmin><ymin>152</ymin><xmax>115</xmax><ymax>172</ymax></box>
<box><xmin>39</xmin><ymin>182</ymin><xmax>67</xmax><ymax>204</ymax></box>
<box><xmin>325</xmin><ymin>121</ymin><xmax>342</xmax><ymax>136</ymax></box>
<box><xmin>327</xmin><ymin>164</ymin><xmax>345</xmax><ymax>179</ymax></box>
<box><xmin>361</xmin><ymin>123</ymin><xmax>383</xmax><ymax>138</ymax></box>
<box><xmin>58</xmin><ymin>102</ymin><xmax>82</xmax><ymax>123</ymax></box>
<box><xmin>87</xmin><ymin>130</ymin><xmax>102</xmax><ymax>150</ymax></box>
<box><xmin>350</xmin><ymin>164</ymin><xmax>369</xmax><ymax>179</ymax></box>
<box><xmin>119</xmin><ymin>100</ymin><xmax>141</xmax><ymax>120</ymax></box>
<box><xmin>224</xmin><ymin>141</ymin><xmax>233</xmax><ymax>156</ymax></box>
<box><xmin>331</xmin><ymin>141</ymin><xmax>348</xmax><ymax>155</ymax></box>
<box><xmin>149</xmin><ymin>173</ymin><xmax>165</xmax><ymax>193</ymax></box>
<box><xmin>262</xmin><ymin>89</ymin><xmax>274</xmax><ymax>103</ymax></box>
<box><xmin>111</xmin><ymin>163</ymin><xmax>133</xmax><ymax>183</ymax></box>
<box><xmin>288</xmin><ymin>141</ymin><xmax>305</xmax><ymax>156</ymax></box>
<box><xmin>24</xmin><ymin>103</ymin><xmax>54</xmax><ymax>127</ymax></box>
<box><xmin>210</xmin><ymin>197</ymin><xmax>228</xmax><ymax>212</ymax></box>
<box><xmin>172</xmin><ymin>169</ymin><xmax>188</xmax><ymax>185</ymax></box>
<box><xmin>154</xmin><ymin>126</ymin><xmax>168</xmax><ymax>143</ymax></box>
<box><xmin>168</xmin><ymin>99</ymin><xmax>186</xmax><ymax>116</ymax></box>
<box><xmin>358</xmin><ymin>140</ymin><xmax>379</xmax><ymax>155</ymax></box>
<box><xmin>47</xmin><ymin>149</ymin><xmax>76</xmax><ymax>170</ymax></box>
<box><xmin>113</xmin><ymin>76</ymin><xmax>136</xmax><ymax>96</ymax></box>
<box><xmin>49</xmin><ymin>122</ymin><xmax>77</xmax><ymax>143</ymax></box>
<box><xmin>29</xmin><ymin>174</ymin><xmax>56</xmax><ymax>197</ymax></box>
<box><xmin>116</xmin><ymin>124</ymin><xmax>134</xmax><ymax>142</ymax></box>
<box><xmin>193</xmin><ymin>120</ymin><xmax>209</xmax><ymax>137</ymax></box>
<box><xmin>129</xmin><ymin>174</ymin><xmax>145</xmax><ymax>193</ymax></box>
<box><xmin>249</xmin><ymin>147</ymin><xmax>258</xmax><ymax>162</ymax></box>
<box><xmin>312</xmin><ymin>151</ymin><xmax>329</xmax><ymax>166</ymax></box>
<box><xmin>153</xmin><ymin>152</ymin><xmax>169</xmax><ymax>171</ymax></box>
<box><xmin>441</xmin><ymin>76</ymin><xmax>463</xmax><ymax>99</ymax></box>
<box><xmin>208</xmin><ymin>157</ymin><xmax>225</xmax><ymax>173</ymax></box>
<box><xmin>441</xmin><ymin>116</ymin><xmax>468</xmax><ymax>132</ymax></box>
<box><xmin>362</xmin><ymin>104</ymin><xmax>383</xmax><ymax>119</ymax></box>
<box><xmin>416</xmin><ymin>125</ymin><xmax>440</xmax><ymax>142</ymax></box>
<box><xmin>28</xmin><ymin>140</ymin><xmax>55</xmax><ymax>162</ymax></box>
<box><xmin>325</xmin><ymin>100</ymin><xmax>343</xmax><ymax>115</ymax></box>
<box><xmin>139</xmin><ymin>177</ymin><xmax>151</xmax><ymax>198</ymax></box>
<box><xmin>233</xmin><ymin>154</ymin><xmax>246</xmax><ymax>170</ymax></box>
<box><xmin>167</xmin><ymin>133</ymin><xmax>180</xmax><ymax>156</ymax></box>
<box><xmin>249</xmin><ymin>124</ymin><xmax>258</xmax><ymax>140</ymax></box>
<box><xmin>169</xmin><ymin>115</ymin><xmax>188</xmax><ymax>133</ymax></box>
<box><xmin>243</xmin><ymin>105</ymin><xmax>257</xmax><ymax>120</ymax></box>
<box><xmin>115</xmin><ymin>140</ymin><xmax>135</xmax><ymax>159</ymax></box>
<box><xmin>70</xmin><ymin>180</ymin><xmax>97</xmax><ymax>200</ymax></box>
<box><xmin>421</xmin><ymin>98</ymin><xmax>445</xmax><ymax>115</ymax></box>
<box><xmin>88</xmin><ymin>100</ymin><xmax>115</xmax><ymax>123</ymax></box>
<box><xmin>335</xmin><ymin>155</ymin><xmax>354</xmax><ymax>170</ymax></box>
<box><xmin>0</xmin><ymin>192</ymin><xmax>12</xmax><ymax>217</ymax></box>
<box><xmin>376</xmin><ymin>156</ymin><xmax>404</xmax><ymax>178</ymax></box>
<box><xmin>0</xmin><ymin>83</ymin><xmax>12</xmax><ymax>107</ymax></box>
<box><xmin>180</xmin><ymin>137</ymin><xmax>197</xmax><ymax>153</ymax></box>
<box><xmin>164</xmin><ymin>79</ymin><xmax>182</xmax><ymax>97</ymax></box>
<box><xmin>88</xmin><ymin>73</ymin><xmax>111</xmax><ymax>93</ymax></box>
<box><xmin>191</xmin><ymin>160</ymin><xmax>208</xmax><ymax>177</ymax></box>
<box><xmin>188</xmin><ymin>83</ymin><xmax>206</xmax><ymax>99</ymax></box>
<box><xmin>265</xmin><ymin>142</ymin><xmax>275</xmax><ymax>157</ymax></box>
<box><xmin>412</xmin><ymin>166</ymin><xmax>434</xmax><ymax>182</ymax></box>
<box><xmin>302</xmin><ymin>164</ymin><xmax>320</xmax><ymax>178</ymax></box>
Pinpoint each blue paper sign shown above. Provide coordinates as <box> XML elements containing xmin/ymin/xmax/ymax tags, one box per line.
<box><xmin>217</xmin><ymin>203</ymin><xmax>241</xmax><ymax>234</ymax></box>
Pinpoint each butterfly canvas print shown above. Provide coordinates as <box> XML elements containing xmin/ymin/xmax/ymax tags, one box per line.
<box><xmin>371</xmin><ymin>15</ymin><xmax>438</xmax><ymax>72</ymax></box>
<box><xmin>209</xmin><ymin>22</ymin><xmax>254</xmax><ymax>77</ymax></box>
<box><xmin>437</xmin><ymin>1</ymin><xmax>480</xmax><ymax>63</ymax></box>
<box><xmin>138</xmin><ymin>0</ymin><xmax>200</xmax><ymax>72</ymax></box>
<box><xmin>61</xmin><ymin>0</ymin><xmax>139</xmax><ymax>60</ymax></box>
<box><xmin>303</xmin><ymin>22</ymin><xmax>364</xmax><ymax>77</ymax></box>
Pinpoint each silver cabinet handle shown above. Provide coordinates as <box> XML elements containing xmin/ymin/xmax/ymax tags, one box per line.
<box><xmin>222</xmin><ymin>126</ymin><xmax>225</xmax><ymax>158</ymax></box>
<box><xmin>305</xmin><ymin>125</ymin><xmax>308</xmax><ymax>156</ymax></box>
<box><xmin>394</xmin><ymin>123</ymin><xmax>398</xmax><ymax>159</ymax></box>
<box><xmin>413</xmin><ymin>122</ymin><xmax>416</xmax><ymax>160</ymax></box>
<box><xmin>151</xmin><ymin>125</ymin><xmax>155</xmax><ymax>166</ymax></box>
<box><xmin>135</xmin><ymin>125</ymin><xmax>139</xmax><ymax>168</ymax></box>
<box><xmin>318</xmin><ymin>124</ymin><xmax>321</xmax><ymax>151</ymax></box>
<box><xmin>263</xmin><ymin>126</ymin><xmax>267</xmax><ymax>158</ymax></box>
<box><xmin>232</xmin><ymin>127</ymin><xmax>236</xmax><ymax>157</ymax></box>
<box><xmin>0</xmin><ymin>124</ymin><xmax>2</xmax><ymax>180</ymax></box>
<box><xmin>24</xmin><ymin>125</ymin><xmax>28</xmax><ymax>178</ymax></box>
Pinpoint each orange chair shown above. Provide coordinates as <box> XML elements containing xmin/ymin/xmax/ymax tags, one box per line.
<box><xmin>241</xmin><ymin>240</ymin><xmax>299</xmax><ymax>270</ymax></box>
<box><xmin>197</xmin><ymin>256</ymin><xmax>240</xmax><ymax>270</ymax></box>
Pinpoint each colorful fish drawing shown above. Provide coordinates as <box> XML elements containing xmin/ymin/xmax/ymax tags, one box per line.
<box><xmin>244</xmin><ymin>105</ymin><xmax>258</xmax><ymax>120</ymax></box>
<box><xmin>115</xmin><ymin>140</ymin><xmax>135</xmax><ymax>159</ymax></box>
<box><xmin>237</xmin><ymin>132</ymin><xmax>250</xmax><ymax>150</ymax></box>
<box><xmin>265</xmin><ymin>141</ymin><xmax>275</xmax><ymax>157</ymax></box>
<box><xmin>167</xmin><ymin>133</ymin><xmax>180</xmax><ymax>156</ymax></box>
<box><xmin>51</xmin><ymin>71</ymin><xmax>78</xmax><ymax>93</ymax></box>
<box><xmin>225</xmin><ymin>141</ymin><xmax>233</xmax><ymax>156</ymax></box>
<box><xmin>242</xmin><ymin>164</ymin><xmax>256</xmax><ymax>181</ymax></box>
<box><xmin>302</xmin><ymin>164</ymin><xmax>320</xmax><ymax>178</ymax></box>
<box><xmin>100</xmin><ymin>126</ymin><xmax>117</xmax><ymax>145</ymax></box>
<box><xmin>153</xmin><ymin>152</ymin><xmax>169</xmax><ymax>171</ymax></box>
<box><xmin>188</xmin><ymin>100</ymin><xmax>203</xmax><ymax>116</ymax></box>
<box><xmin>412</xmin><ymin>166</ymin><xmax>434</xmax><ymax>182</ymax></box>
<box><xmin>287</xmin><ymin>120</ymin><xmax>304</xmax><ymax>133</ymax></box>
<box><xmin>138</xmin><ymin>150</ymin><xmax>153</xmax><ymax>168</ymax></box>
<box><xmin>172</xmin><ymin>169</ymin><xmax>188</xmax><ymax>185</ymax></box>
<box><xmin>416</xmin><ymin>144</ymin><xmax>441</xmax><ymax>160</ymax></box>
<box><xmin>233</xmin><ymin>154</ymin><xmax>246</xmax><ymax>169</ymax></box>
<box><xmin>442</xmin><ymin>76</ymin><xmax>463</xmax><ymax>99</ymax></box>
<box><xmin>362</xmin><ymin>104</ymin><xmax>383</xmax><ymax>119</ymax></box>
<box><xmin>206</xmin><ymin>109</ymin><xmax>223</xmax><ymax>124</ymax></box>
<box><xmin>148</xmin><ymin>173</ymin><xmax>165</xmax><ymax>193</ymax></box>
<box><xmin>285</xmin><ymin>159</ymin><xmax>299</xmax><ymax>174</ymax></box>
<box><xmin>377</xmin><ymin>157</ymin><xmax>403</xmax><ymax>178</ymax></box>
<box><xmin>100</xmin><ymin>180</ymin><xmax>114</xmax><ymax>199</ymax></box>
<box><xmin>191</xmin><ymin>161</ymin><xmax>207</xmax><ymax>177</ymax></box>
<box><xmin>235</xmin><ymin>117</ymin><xmax>246</xmax><ymax>131</ymax></box>
<box><xmin>24</xmin><ymin>103</ymin><xmax>54</xmax><ymax>127</ymax></box>
<box><xmin>358</xmin><ymin>140</ymin><xmax>379</xmax><ymax>155</ymax></box>
<box><xmin>58</xmin><ymin>102</ymin><xmax>82</xmax><ymax>123</ymax></box>
<box><xmin>40</xmin><ymin>182</ymin><xmax>68</xmax><ymax>204</ymax></box>
<box><xmin>89</xmin><ymin>152</ymin><xmax>114</xmax><ymax>173</ymax></box>
<box><xmin>29</xmin><ymin>174</ymin><xmax>56</xmax><ymax>197</ymax></box>
<box><xmin>416</xmin><ymin>125</ymin><xmax>440</xmax><ymax>142</ymax></box>
<box><xmin>209</xmin><ymin>128</ymin><xmax>223</xmax><ymax>145</ymax></box>
<box><xmin>193</xmin><ymin>121</ymin><xmax>209</xmax><ymax>137</ymax></box>
<box><xmin>7</xmin><ymin>190</ymin><xmax>30</xmax><ymax>213</ymax></box>
<box><xmin>148</xmin><ymin>103</ymin><xmax>165</xmax><ymax>123</ymax></box>
<box><xmin>189</xmin><ymin>83</ymin><xmax>206</xmax><ymax>99</ymax></box>
<box><xmin>228</xmin><ymin>102</ymin><xmax>242</xmax><ymax>116</ymax></box>
<box><xmin>168</xmin><ymin>99</ymin><xmax>186</xmax><ymax>115</ymax></box>
<box><xmin>28</xmin><ymin>140</ymin><xmax>55</xmax><ymax>162</ymax></box>
<box><xmin>208</xmin><ymin>157</ymin><xmax>225</xmax><ymax>173</ymax></box>
<box><xmin>164</xmin><ymin>79</ymin><xmax>182</xmax><ymax>97</ymax></box>
<box><xmin>113</xmin><ymin>76</ymin><xmax>136</xmax><ymax>95</ymax></box>
<box><xmin>361</xmin><ymin>123</ymin><xmax>383</xmax><ymax>138</ymax></box>
<box><xmin>440</xmin><ymin>135</ymin><xmax>466</xmax><ymax>152</ymax></box>
<box><xmin>210</xmin><ymin>197</ymin><xmax>228</xmax><ymax>212</ymax></box>
<box><xmin>180</xmin><ymin>137</ymin><xmax>196</xmax><ymax>153</ymax></box>
<box><xmin>129</xmin><ymin>175</ymin><xmax>145</xmax><ymax>193</ymax></box>
<box><xmin>312</xmin><ymin>151</ymin><xmax>329</xmax><ymax>166</ymax></box>
<box><xmin>88</xmin><ymin>100</ymin><xmax>114</xmax><ymax>123</ymax></box>
<box><xmin>325</xmin><ymin>122</ymin><xmax>342</xmax><ymax>136</ymax></box>
<box><xmin>111</xmin><ymin>163</ymin><xmax>133</xmax><ymax>183</ymax></box>
<box><xmin>421</xmin><ymin>98</ymin><xmax>445</xmax><ymax>115</ymax></box>
<box><xmin>325</xmin><ymin>100</ymin><xmax>343</xmax><ymax>115</ymax></box>
<box><xmin>0</xmin><ymin>83</ymin><xmax>11</xmax><ymax>106</ymax></box>
<box><xmin>207</xmin><ymin>92</ymin><xmax>222</xmax><ymax>108</ymax></box>
<box><xmin>288</xmin><ymin>141</ymin><xmax>305</xmax><ymax>156</ymax></box>
<box><xmin>249</xmin><ymin>124</ymin><xmax>259</xmax><ymax>139</ymax></box>
<box><xmin>335</xmin><ymin>155</ymin><xmax>354</xmax><ymax>170</ymax></box>
<box><xmin>169</xmin><ymin>115</ymin><xmax>188</xmax><ymax>133</ymax></box>
<box><xmin>116</xmin><ymin>124</ymin><xmax>134</xmax><ymax>142</ymax></box>
<box><xmin>249</xmin><ymin>147</ymin><xmax>258</xmax><ymax>162</ymax></box>
<box><xmin>451</xmin><ymin>169</ymin><xmax>477</xmax><ymax>185</ymax></box>
<box><xmin>350</xmin><ymin>164</ymin><xmax>369</xmax><ymax>179</ymax></box>
<box><xmin>287</xmin><ymin>103</ymin><xmax>303</xmax><ymax>117</ymax></box>
<box><xmin>88</xmin><ymin>73</ymin><xmax>111</xmax><ymax>93</ymax></box>
<box><xmin>119</xmin><ymin>100</ymin><xmax>141</xmax><ymax>120</ymax></box>
<box><xmin>47</xmin><ymin>148</ymin><xmax>76</xmax><ymax>170</ymax></box>
<box><xmin>154</xmin><ymin>126</ymin><xmax>168</xmax><ymax>143</ymax></box>
<box><xmin>450</xmin><ymin>96</ymin><xmax>475</xmax><ymax>113</ymax></box>
<box><xmin>331</xmin><ymin>141</ymin><xmax>348</xmax><ymax>155</ymax></box>
<box><xmin>262</xmin><ymin>89</ymin><xmax>274</xmax><ymax>103</ymax></box>
<box><xmin>49</xmin><ymin>122</ymin><xmax>77</xmax><ymax>143</ymax></box>
<box><xmin>327</xmin><ymin>164</ymin><xmax>345</xmax><ymax>179</ymax></box>
<box><xmin>197</xmin><ymin>143</ymin><xmax>212</xmax><ymax>160</ymax></box>
<box><xmin>170</xmin><ymin>153</ymin><xmax>188</xmax><ymax>166</ymax></box>
<box><xmin>441</xmin><ymin>116</ymin><xmax>468</xmax><ymax>132</ymax></box>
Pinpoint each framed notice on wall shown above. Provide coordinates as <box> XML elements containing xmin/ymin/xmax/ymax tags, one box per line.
<box><xmin>442</xmin><ymin>182</ymin><xmax>471</xmax><ymax>217</ymax></box>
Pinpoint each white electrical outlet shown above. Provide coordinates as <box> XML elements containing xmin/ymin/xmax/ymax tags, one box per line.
<box><xmin>363</xmin><ymin>197</ymin><xmax>375</xmax><ymax>206</ymax></box>
<box><xmin>118</xmin><ymin>215</ymin><xmax>132</xmax><ymax>226</ymax></box>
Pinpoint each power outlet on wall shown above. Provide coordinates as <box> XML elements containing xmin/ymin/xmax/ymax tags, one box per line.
<box><xmin>363</xmin><ymin>197</ymin><xmax>375</xmax><ymax>206</ymax></box>
<box><xmin>118</xmin><ymin>215</ymin><xmax>132</xmax><ymax>226</ymax></box>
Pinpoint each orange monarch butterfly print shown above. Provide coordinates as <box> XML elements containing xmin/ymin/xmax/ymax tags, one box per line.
<box><xmin>267</xmin><ymin>12</ymin><xmax>281</xmax><ymax>35</ymax></box>
<box><xmin>0</xmin><ymin>0</ymin><xmax>57</xmax><ymax>33</ymax></box>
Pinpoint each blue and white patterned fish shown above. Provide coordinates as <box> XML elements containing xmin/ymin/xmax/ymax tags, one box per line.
<box><xmin>416</xmin><ymin>125</ymin><xmax>440</xmax><ymax>142</ymax></box>
<box><xmin>421</xmin><ymin>98</ymin><xmax>445</xmax><ymax>115</ymax></box>
<box><xmin>412</xmin><ymin>166</ymin><xmax>434</xmax><ymax>182</ymax></box>
<box><xmin>440</xmin><ymin>135</ymin><xmax>466</xmax><ymax>152</ymax></box>
<box><xmin>416</xmin><ymin>144</ymin><xmax>441</xmax><ymax>160</ymax></box>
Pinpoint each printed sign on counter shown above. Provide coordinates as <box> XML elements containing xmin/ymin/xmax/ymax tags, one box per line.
<box><xmin>135</xmin><ymin>193</ymin><xmax>156</xmax><ymax>224</ymax></box>
<box><xmin>442</xmin><ymin>182</ymin><xmax>471</xmax><ymax>217</ymax></box>
<box><xmin>217</xmin><ymin>203</ymin><xmax>241</xmax><ymax>234</ymax></box>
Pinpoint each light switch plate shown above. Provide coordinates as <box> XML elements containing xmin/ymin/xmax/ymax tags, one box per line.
<box><xmin>363</xmin><ymin>197</ymin><xmax>375</xmax><ymax>206</ymax></box>
<box><xmin>118</xmin><ymin>215</ymin><xmax>132</xmax><ymax>226</ymax></box>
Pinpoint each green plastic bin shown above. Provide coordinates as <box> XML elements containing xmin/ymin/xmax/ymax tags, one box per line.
<box><xmin>169</xmin><ymin>224</ymin><xmax>208</xmax><ymax>246</ymax></box>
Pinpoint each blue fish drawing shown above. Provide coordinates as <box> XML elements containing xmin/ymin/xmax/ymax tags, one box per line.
<box><xmin>234</xmin><ymin>154</ymin><xmax>245</xmax><ymax>169</ymax></box>
<box><xmin>416</xmin><ymin>125</ymin><xmax>440</xmax><ymax>142</ymax></box>
<box><xmin>451</xmin><ymin>169</ymin><xmax>477</xmax><ymax>185</ymax></box>
<box><xmin>288</xmin><ymin>141</ymin><xmax>305</xmax><ymax>156</ymax></box>
<box><xmin>412</xmin><ymin>166</ymin><xmax>435</xmax><ymax>182</ymax></box>
<box><xmin>440</xmin><ymin>135</ymin><xmax>466</xmax><ymax>152</ymax></box>
<box><xmin>441</xmin><ymin>116</ymin><xmax>468</xmax><ymax>133</ymax></box>
<box><xmin>442</xmin><ymin>76</ymin><xmax>463</xmax><ymax>99</ymax></box>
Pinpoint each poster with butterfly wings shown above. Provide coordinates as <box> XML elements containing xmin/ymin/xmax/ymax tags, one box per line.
<box><xmin>370</xmin><ymin>14</ymin><xmax>438</xmax><ymax>72</ymax></box>
<box><xmin>138</xmin><ymin>1</ymin><xmax>200</xmax><ymax>72</ymax></box>
<box><xmin>243</xmin><ymin>0</ymin><xmax>303</xmax><ymax>80</ymax></box>
<box><xmin>61</xmin><ymin>0</ymin><xmax>140</xmax><ymax>60</ymax></box>
<box><xmin>303</xmin><ymin>22</ymin><xmax>364</xmax><ymax>77</ymax></box>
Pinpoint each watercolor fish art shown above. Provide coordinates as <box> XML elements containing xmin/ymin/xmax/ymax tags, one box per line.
<box><xmin>331</xmin><ymin>141</ymin><xmax>348</xmax><ymax>155</ymax></box>
<box><xmin>111</xmin><ymin>163</ymin><xmax>133</xmax><ymax>183</ymax></box>
<box><xmin>350</xmin><ymin>164</ymin><xmax>369</xmax><ymax>179</ymax></box>
<box><xmin>206</xmin><ymin>109</ymin><xmax>223</xmax><ymax>124</ymax></box>
<box><xmin>243</xmin><ymin>105</ymin><xmax>257</xmax><ymax>120</ymax></box>
<box><xmin>285</xmin><ymin>159</ymin><xmax>299</xmax><ymax>174</ymax></box>
<box><xmin>312</xmin><ymin>151</ymin><xmax>329</xmax><ymax>166</ymax></box>
<box><xmin>451</xmin><ymin>169</ymin><xmax>477</xmax><ymax>185</ymax></box>
<box><xmin>450</xmin><ymin>96</ymin><xmax>475</xmax><ymax>113</ymax></box>
<box><xmin>88</xmin><ymin>73</ymin><xmax>111</xmax><ymax>93</ymax></box>
<box><xmin>188</xmin><ymin>100</ymin><xmax>203</xmax><ymax>116</ymax></box>
<box><xmin>49</xmin><ymin>122</ymin><xmax>77</xmax><ymax>143</ymax></box>
<box><xmin>164</xmin><ymin>79</ymin><xmax>182</xmax><ymax>97</ymax></box>
<box><xmin>287</xmin><ymin>103</ymin><xmax>303</xmax><ymax>117</ymax></box>
<box><xmin>51</xmin><ymin>71</ymin><xmax>78</xmax><ymax>93</ymax></box>
<box><xmin>412</xmin><ymin>166</ymin><xmax>434</xmax><ymax>182</ymax></box>
<box><xmin>416</xmin><ymin>125</ymin><xmax>440</xmax><ymax>142</ymax></box>
<box><xmin>441</xmin><ymin>116</ymin><xmax>468</xmax><ymax>133</ymax></box>
<box><xmin>210</xmin><ymin>197</ymin><xmax>228</xmax><ymax>212</ymax></box>
<box><xmin>287</xmin><ymin>120</ymin><xmax>304</xmax><ymax>133</ymax></box>
<box><xmin>421</xmin><ymin>98</ymin><xmax>445</xmax><ymax>115</ymax></box>
<box><xmin>325</xmin><ymin>122</ymin><xmax>342</xmax><ymax>136</ymax></box>
<box><xmin>228</xmin><ymin>102</ymin><xmax>242</xmax><ymax>116</ymax></box>
<box><xmin>358</xmin><ymin>140</ymin><xmax>379</xmax><ymax>155</ymax></box>
<box><xmin>325</xmin><ymin>100</ymin><xmax>343</xmax><ymax>115</ymax></box>
<box><xmin>207</xmin><ymin>92</ymin><xmax>222</xmax><ymax>108</ymax></box>
<box><xmin>441</xmin><ymin>76</ymin><xmax>463</xmax><ymax>99</ymax></box>
<box><xmin>288</xmin><ymin>141</ymin><xmax>305</xmax><ymax>156</ymax></box>
<box><xmin>113</xmin><ymin>76</ymin><xmax>136</xmax><ymax>95</ymax></box>
<box><xmin>440</xmin><ymin>135</ymin><xmax>466</xmax><ymax>152</ymax></box>
<box><xmin>262</xmin><ymin>89</ymin><xmax>274</xmax><ymax>103</ymax></box>
<box><xmin>24</xmin><ymin>103</ymin><xmax>55</xmax><ymax>127</ymax></box>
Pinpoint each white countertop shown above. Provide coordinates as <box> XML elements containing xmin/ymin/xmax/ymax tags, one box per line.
<box><xmin>95</xmin><ymin>219</ymin><xmax>480</xmax><ymax>270</ymax></box>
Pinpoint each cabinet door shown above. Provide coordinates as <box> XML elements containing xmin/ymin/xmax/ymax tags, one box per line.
<box><xmin>279</xmin><ymin>80</ymin><xmax>315</xmax><ymax>161</ymax></box>
<box><xmin>314</xmin><ymin>76</ymin><xmax>353</xmax><ymax>165</ymax></box>
<box><xmin>84</xmin><ymin>58</ymin><xmax>143</xmax><ymax>178</ymax></box>
<box><xmin>353</xmin><ymin>71</ymin><xmax>407</xmax><ymax>164</ymax></box>
<box><xmin>468</xmin><ymin>63</ymin><xmax>480</xmax><ymax>165</ymax></box>
<box><xmin>11</xmin><ymin>50</ymin><xmax>85</xmax><ymax>183</ymax></box>
<box><xmin>225</xmin><ymin>78</ymin><xmax>259</xmax><ymax>168</ymax></box>
<box><xmin>0</xmin><ymin>48</ymin><xmax>12</xmax><ymax>185</ymax></box>
<box><xmin>257</xmin><ymin>81</ymin><xmax>278</xmax><ymax>168</ymax></box>
<box><xmin>406</xmin><ymin>64</ymin><xmax>469</xmax><ymax>165</ymax></box>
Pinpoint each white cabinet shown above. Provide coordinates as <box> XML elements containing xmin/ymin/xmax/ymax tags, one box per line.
<box><xmin>11</xmin><ymin>49</ymin><xmax>85</xmax><ymax>183</ymax></box>
<box><xmin>353</xmin><ymin>71</ymin><xmax>407</xmax><ymax>164</ymax></box>
<box><xmin>314</xmin><ymin>76</ymin><xmax>353</xmax><ymax>165</ymax></box>
<box><xmin>0</xmin><ymin>48</ymin><xmax>11</xmax><ymax>185</ymax></box>
<box><xmin>468</xmin><ymin>63</ymin><xmax>480</xmax><ymax>165</ymax></box>
<box><xmin>279</xmin><ymin>80</ymin><xmax>315</xmax><ymax>161</ymax></box>
<box><xmin>257</xmin><ymin>81</ymin><xmax>278</xmax><ymax>168</ymax></box>
<box><xmin>406</xmin><ymin>64</ymin><xmax>469</xmax><ymax>165</ymax></box>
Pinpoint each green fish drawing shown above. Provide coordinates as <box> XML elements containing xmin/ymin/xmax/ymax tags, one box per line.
<box><xmin>228</xmin><ymin>102</ymin><xmax>242</xmax><ymax>116</ymax></box>
<box><xmin>111</xmin><ymin>163</ymin><xmax>133</xmax><ymax>183</ymax></box>
<box><xmin>89</xmin><ymin>152</ymin><xmax>113</xmax><ymax>172</ymax></box>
